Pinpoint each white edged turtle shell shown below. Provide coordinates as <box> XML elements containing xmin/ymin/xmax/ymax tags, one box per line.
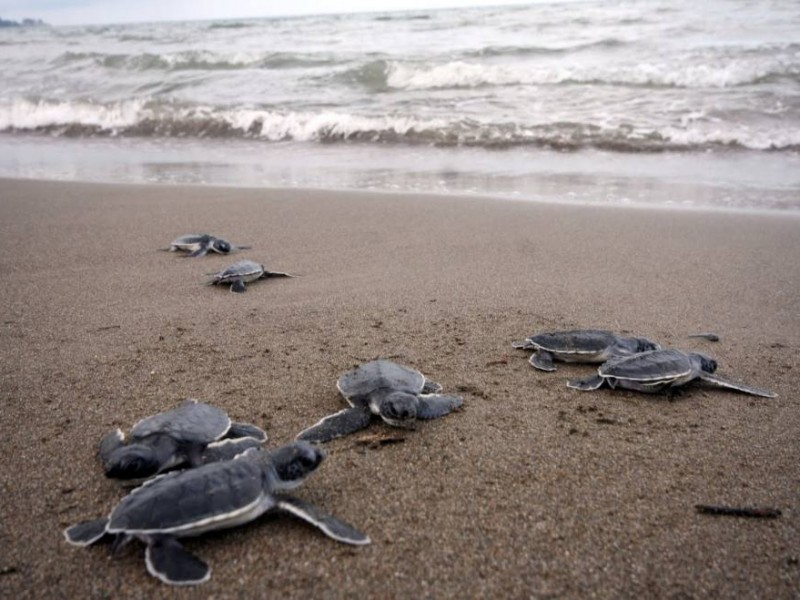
<box><xmin>107</xmin><ymin>454</ymin><xmax>273</xmax><ymax>537</ymax></box>
<box><xmin>598</xmin><ymin>349</ymin><xmax>694</xmax><ymax>382</ymax></box>
<box><xmin>130</xmin><ymin>400</ymin><xmax>231</xmax><ymax>445</ymax></box>
<box><xmin>213</xmin><ymin>260</ymin><xmax>265</xmax><ymax>284</ymax></box>
<box><xmin>530</xmin><ymin>329</ymin><xmax>620</xmax><ymax>355</ymax></box>
<box><xmin>336</xmin><ymin>360</ymin><xmax>425</xmax><ymax>407</ymax></box>
<box><xmin>171</xmin><ymin>234</ymin><xmax>212</xmax><ymax>249</ymax></box>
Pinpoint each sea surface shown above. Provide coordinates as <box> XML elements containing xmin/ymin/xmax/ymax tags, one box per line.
<box><xmin>1</xmin><ymin>0</ymin><xmax>799</xmax><ymax>211</ymax></box>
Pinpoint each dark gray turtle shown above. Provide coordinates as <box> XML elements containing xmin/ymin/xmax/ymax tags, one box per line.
<box><xmin>65</xmin><ymin>442</ymin><xmax>370</xmax><ymax>586</ymax></box>
<box><xmin>165</xmin><ymin>234</ymin><xmax>250</xmax><ymax>258</ymax></box>
<box><xmin>567</xmin><ymin>349</ymin><xmax>777</xmax><ymax>398</ymax></box>
<box><xmin>208</xmin><ymin>259</ymin><xmax>293</xmax><ymax>293</ymax></box>
<box><xmin>512</xmin><ymin>329</ymin><xmax>661</xmax><ymax>372</ymax></box>
<box><xmin>297</xmin><ymin>359</ymin><xmax>462</xmax><ymax>443</ymax></box>
<box><xmin>100</xmin><ymin>399</ymin><xmax>268</xmax><ymax>482</ymax></box>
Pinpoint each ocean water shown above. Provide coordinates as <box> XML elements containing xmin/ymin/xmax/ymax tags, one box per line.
<box><xmin>1</xmin><ymin>0</ymin><xmax>799</xmax><ymax>210</ymax></box>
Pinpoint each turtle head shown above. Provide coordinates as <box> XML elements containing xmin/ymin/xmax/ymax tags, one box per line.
<box><xmin>693</xmin><ymin>353</ymin><xmax>717</xmax><ymax>374</ymax></box>
<box><xmin>266</xmin><ymin>442</ymin><xmax>325</xmax><ymax>491</ymax></box>
<box><xmin>211</xmin><ymin>239</ymin><xmax>232</xmax><ymax>254</ymax></box>
<box><xmin>635</xmin><ymin>338</ymin><xmax>661</xmax><ymax>353</ymax></box>
<box><xmin>379</xmin><ymin>392</ymin><xmax>418</xmax><ymax>428</ymax></box>
<box><xmin>104</xmin><ymin>444</ymin><xmax>162</xmax><ymax>480</ymax></box>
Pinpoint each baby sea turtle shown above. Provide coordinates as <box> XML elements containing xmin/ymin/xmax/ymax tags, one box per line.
<box><xmin>567</xmin><ymin>349</ymin><xmax>777</xmax><ymax>397</ymax></box>
<box><xmin>100</xmin><ymin>399</ymin><xmax>268</xmax><ymax>482</ymax></box>
<box><xmin>512</xmin><ymin>329</ymin><xmax>661</xmax><ymax>372</ymax></box>
<box><xmin>165</xmin><ymin>234</ymin><xmax>250</xmax><ymax>258</ymax></box>
<box><xmin>208</xmin><ymin>259</ymin><xmax>293</xmax><ymax>293</ymax></box>
<box><xmin>297</xmin><ymin>359</ymin><xmax>463</xmax><ymax>443</ymax></box>
<box><xmin>65</xmin><ymin>442</ymin><xmax>370</xmax><ymax>586</ymax></box>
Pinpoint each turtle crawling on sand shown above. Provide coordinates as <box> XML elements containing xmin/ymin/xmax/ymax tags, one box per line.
<box><xmin>297</xmin><ymin>359</ymin><xmax>463</xmax><ymax>443</ymax></box>
<box><xmin>512</xmin><ymin>329</ymin><xmax>661</xmax><ymax>372</ymax></box>
<box><xmin>208</xmin><ymin>259</ymin><xmax>293</xmax><ymax>293</ymax></box>
<box><xmin>100</xmin><ymin>399</ymin><xmax>268</xmax><ymax>482</ymax></box>
<box><xmin>65</xmin><ymin>442</ymin><xmax>370</xmax><ymax>586</ymax></box>
<box><xmin>165</xmin><ymin>234</ymin><xmax>250</xmax><ymax>258</ymax></box>
<box><xmin>567</xmin><ymin>348</ymin><xmax>777</xmax><ymax>397</ymax></box>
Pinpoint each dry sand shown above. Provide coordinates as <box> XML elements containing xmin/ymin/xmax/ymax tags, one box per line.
<box><xmin>0</xmin><ymin>177</ymin><xmax>798</xmax><ymax>599</ymax></box>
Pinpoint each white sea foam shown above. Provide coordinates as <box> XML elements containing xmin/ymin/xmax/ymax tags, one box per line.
<box><xmin>0</xmin><ymin>98</ymin><xmax>145</xmax><ymax>130</ymax></box>
<box><xmin>2</xmin><ymin>98</ymin><xmax>798</xmax><ymax>151</ymax></box>
<box><xmin>385</xmin><ymin>57</ymin><xmax>798</xmax><ymax>90</ymax></box>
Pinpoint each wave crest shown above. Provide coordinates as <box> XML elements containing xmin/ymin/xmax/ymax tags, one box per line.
<box><xmin>1</xmin><ymin>98</ymin><xmax>798</xmax><ymax>152</ymax></box>
<box><xmin>53</xmin><ymin>50</ymin><xmax>337</xmax><ymax>71</ymax></box>
<box><xmin>378</xmin><ymin>58</ymin><xmax>800</xmax><ymax>90</ymax></box>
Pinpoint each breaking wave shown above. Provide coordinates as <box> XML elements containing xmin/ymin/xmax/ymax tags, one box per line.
<box><xmin>2</xmin><ymin>98</ymin><xmax>798</xmax><ymax>152</ymax></box>
<box><xmin>370</xmin><ymin>58</ymin><xmax>800</xmax><ymax>90</ymax></box>
<box><xmin>53</xmin><ymin>50</ymin><xmax>338</xmax><ymax>71</ymax></box>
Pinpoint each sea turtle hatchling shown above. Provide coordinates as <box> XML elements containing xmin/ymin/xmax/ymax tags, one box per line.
<box><xmin>208</xmin><ymin>259</ymin><xmax>293</xmax><ymax>293</ymax></box>
<box><xmin>165</xmin><ymin>234</ymin><xmax>250</xmax><ymax>258</ymax></box>
<box><xmin>567</xmin><ymin>348</ymin><xmax>777</xmax><ymax>398</ymax></box>
<box><xmin>297</xmin><ymin>359</ymin><xmax>463</xmax><ymax>443</ymax></box>
<box><xmin>512</xmin><ymin>329</ymin><xmax>661</xmax><ymax>372</ymax></box>
<box><xmin>100</xmin><ymin>399</ymin><xmax>268</xmax><ymax>482</ymax></box>
<box><xmin>64</xmin><ymin>442</ymin><xmax>370</xmax><ymax>586</ymax></box>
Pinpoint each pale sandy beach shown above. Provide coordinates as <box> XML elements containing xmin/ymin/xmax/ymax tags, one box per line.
<box><xmin>0</xmin><ymin>177</ymin><xmax>798</xmax><ymax>599</ymax></box>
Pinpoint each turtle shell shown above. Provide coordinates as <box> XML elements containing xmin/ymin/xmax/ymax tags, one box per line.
<box><xmin>531</xmin><ymin>329</ymin><xmax>618</xmax><ymax>355</ymax></box>
<box><xmin>337</xmin><ymin>360</ymin><xmax>425</xmax><ymax>406</ymax></box>
<box><xmin>599</xmin><ymin>349</ymin><xmax>693</xmax><ymax>382</ymax></box>
<box><xmin>172</xmin><ymin>234</ymin><xmax>211</xmax><ymax>247</ymax></box>
<box><xmin>130</xmin><ymin>400</ymin><xmax>231</xmax><ymax>445</ymax></box>
<box><xmin>107</xmin><ymin>455</ymin><xmax>270</xmax><ymax>535</ymax></box>
<box><xmin>215</xmin><ymin>260</ymin><xmax>264</xmax><ymax>282</ymax></box>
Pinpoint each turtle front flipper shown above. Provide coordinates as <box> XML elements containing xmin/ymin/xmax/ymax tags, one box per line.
<box><xmin>530</xmin><ymin>350</ymin><xmax>556</xmax><ymax>372</ymax></box>
<box><xmin>417</xmin><ymin>394</ymin><xmax>463</xmax><ymax>419</ymax></box>
<box><xmin>64</xmin><ymin>518</ymin><xmax>111</xmax><ymax>546</ymax></box>
<box><xmin>260</xmin><ymin>270</ymin><xmax>294</xmax><ymax>279</ymax></box>
<box><xmin>226</xmin><ymin>421</ymin><xmax>268</xmax><ymax>442</ymax></box>
<box><xmin>296</xmin><ymin>407</ymin><xmax>372</xmax><ymax>443</ymax></box>
<box><xmin>202</xmin><ymin>437</ymin><xmax>262</xmax><ymax>464</ymax></box>
<box><xmin>99</xmin><ymin>429</ymin><xmax>126</xmax><ymax>470</ymax></box>
<box><xmin>230</xmin><ymin>279</ymin><xmax>247</xmax><ymax>293</ymax></box>
<box><xmin>275</xmin><ymin>495</ymin><xmax>370</xmax><ymax>545</ymax></box>
<box><xmin>186</xmin><ymin>243</ymin><xmax>211</xmax><ymax>258</ymax></box>
<box><xmin>421</xmin><ymin>379</ymin><xmax>443</xmax><ymax>394</ymax></box>
<box><xmin>145</xmin><ymin>535</ymin><xmax>210</xmax><ymax>586</ymax></box>
<box><xmin>699</xmin><ymin>373</ymin><xmax>777</xmax><ymax>398</ymax></box>
<box><xmin>567</xmin><ymin>375</ymin><xmax>605</xmax><ymax>391</ymax></box>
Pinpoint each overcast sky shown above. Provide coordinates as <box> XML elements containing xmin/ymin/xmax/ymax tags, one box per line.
<box><xmin>0</xmin><ymin>0</ymin><xmax>546</xmax><ymax>26</ymax></box>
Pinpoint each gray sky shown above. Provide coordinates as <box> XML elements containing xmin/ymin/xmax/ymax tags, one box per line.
<box><xmin>0</xmin><ymin>0</ymin><xmax>544</xmax><ymax>26</ymax></box>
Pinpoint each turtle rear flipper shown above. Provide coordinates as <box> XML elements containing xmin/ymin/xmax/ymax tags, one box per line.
<box><xmin>226</xmin><ymin>421</ymin><xmax>268</xmax><ymax>442</ymax></box>
<box><xmin>699</xmin><ymin>373</ymin><xmax>777</xmax><ymax>398</ymax></box>
<box><xmin>99</xmin><ymin>429</ymin><xmax>125</xmax><ymax>469</ymax></box>
<box><xmin>530</xmin><ymin>350</ymin><xmax>556</xmax><ymax>372</ymax></box>
<box><xmin>145</xmin><ymin>535</ymin><xmax>210</xmax><ymax>586</ymax></box>
<box><xmin>296</xmin><ymin>407</ymin><xmax>372</xmax><ymax>443</ymax></box>
<box><xmin>275</xmin><ymin>495</ymin><xmax>370</xmax><ymax>545</ymax></box>
<box><xmin>417</xmin><ymin>394</ymin><xmax>463</xmax><ymax>419</ymax></box>
<box><xmin>567</xmin><ymin>375</ymin><xmax>605</xmax><ymax>391</ymax></box>
<box><xmin>64</xmin><ymin>519</ymin><xmax>110</xmax><ymax>546</ymax></box>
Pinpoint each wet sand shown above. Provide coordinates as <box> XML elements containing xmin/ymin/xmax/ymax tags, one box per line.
<box><xmin>0</xmin><ymin>177</ymin><xmax>798</xmax><ymax>598</ymax></box>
